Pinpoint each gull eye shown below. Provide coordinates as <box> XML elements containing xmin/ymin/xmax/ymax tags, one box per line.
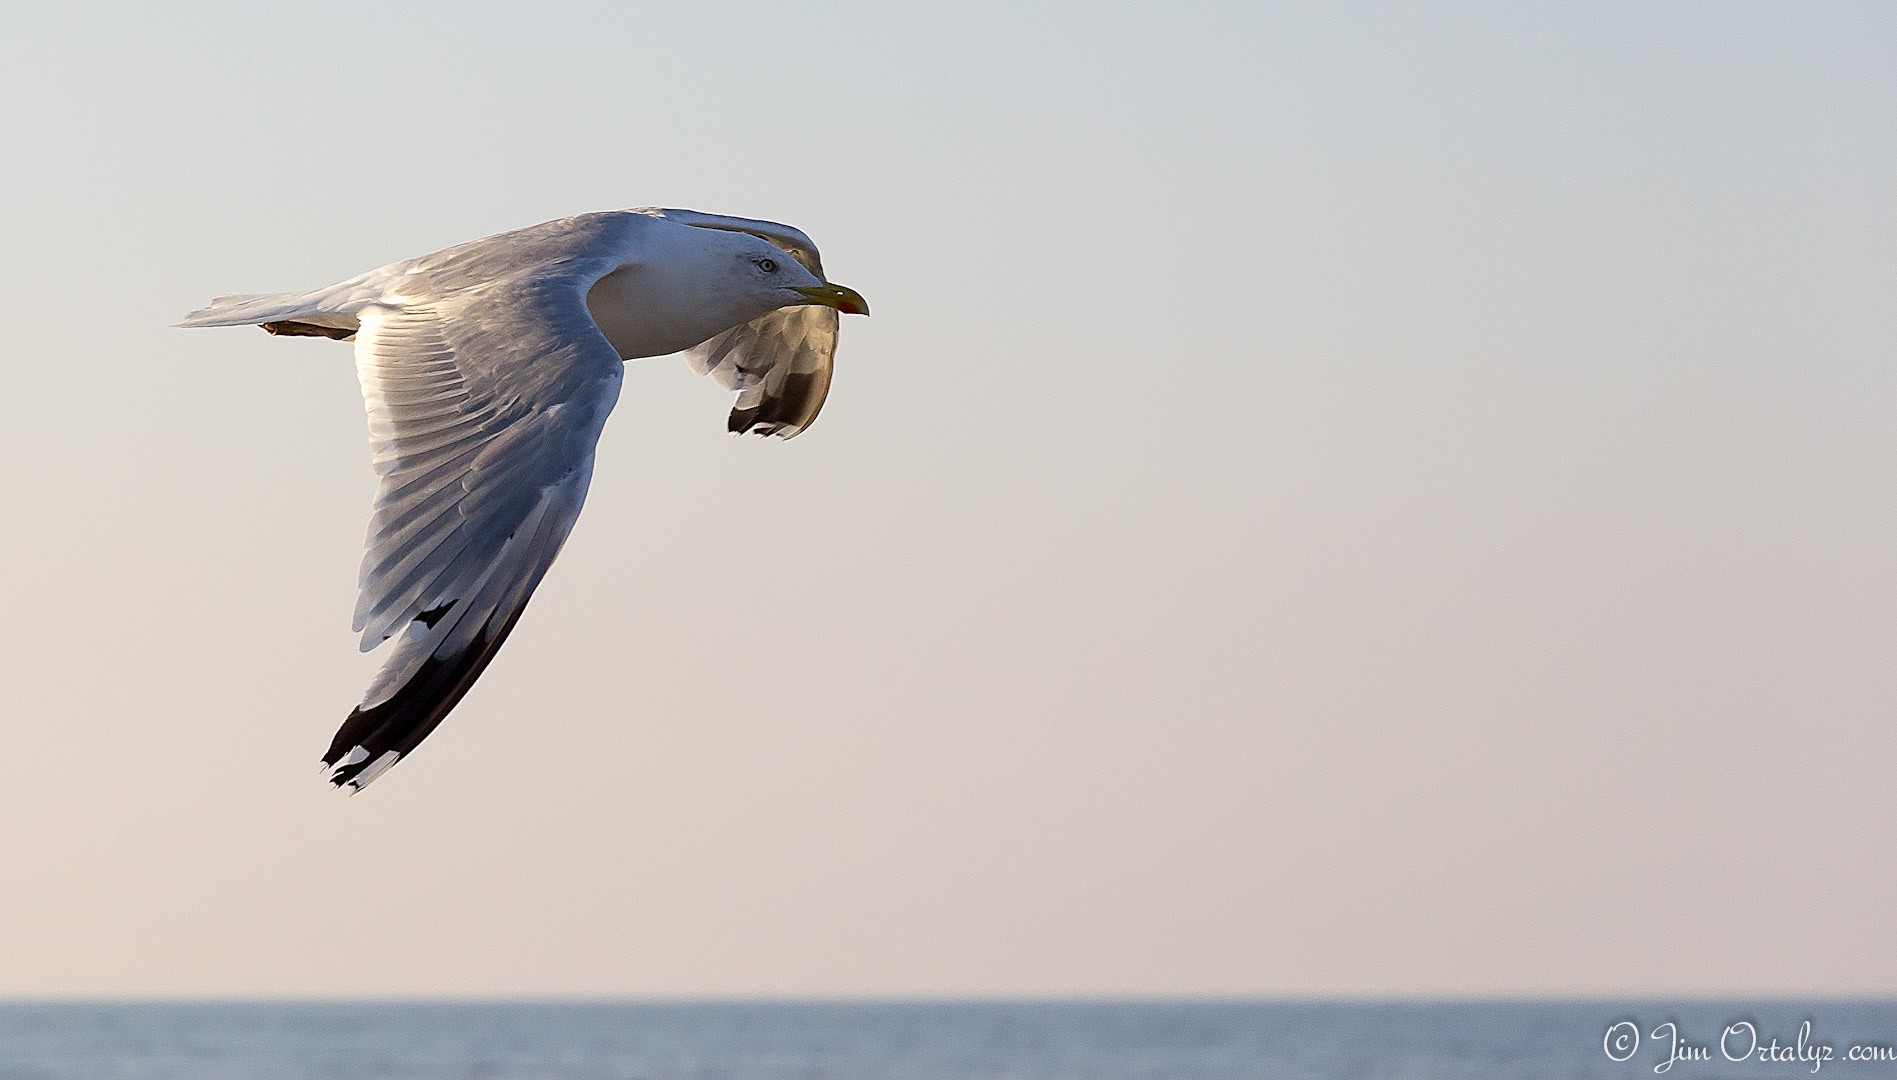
<box><xmin>756</xmin><ymin>257</ymin><xmax>779</xmax><ymax>273</ymax></box>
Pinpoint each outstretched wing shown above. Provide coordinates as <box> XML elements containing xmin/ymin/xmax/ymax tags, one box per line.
<box><xmin>324</xmin><ymin>273</ymin><xmax>623</xmax><ymax>790</ymax></box>
<box><xmin>656</xmin><ymin>209</ymin><xmax>842</xmax><ymax>439</ymax></box>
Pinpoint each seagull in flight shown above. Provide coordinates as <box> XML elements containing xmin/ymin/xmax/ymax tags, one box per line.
<box><xmin>181</xmin><ymin>209</ymin><xmax>868</xmax><ymax>791</ymax></box>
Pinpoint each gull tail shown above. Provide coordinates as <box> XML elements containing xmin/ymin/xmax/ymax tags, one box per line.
<box><xmin>178</xmin><ymin>267</ymin><xmax>394</xmax><ymax>336</ymax></box>
<box><xmin>178</xmin><ymin>290</ymin><xmax>365</xmax><ymax>340</ymax></box>
<box><xmin>179</xmin><ymin>289</ymin><xmax>330</xmax><ymax>327</ymax></box>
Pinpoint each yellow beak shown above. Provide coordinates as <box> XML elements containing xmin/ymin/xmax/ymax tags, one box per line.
<box><xmin>791</xmin><ymin>282</ymin><xmax>870</xmax><ymax>316</ymax></box>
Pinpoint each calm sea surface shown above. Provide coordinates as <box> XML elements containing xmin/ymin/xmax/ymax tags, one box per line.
<box><xmin>2</xmin><ymin>1001</ymin><xmax>1895</xmax><ymax>1079</ymax></box>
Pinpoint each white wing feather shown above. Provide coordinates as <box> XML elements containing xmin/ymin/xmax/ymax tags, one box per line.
<box><xmin>312</xmin><ymin>216</ymin><xmax>634</xmax><ymax>788</ymax></box>
<box><xmin>349</xmin><ymin>301</ymin><xmax>619</xmax><ymax>706</ymax></box>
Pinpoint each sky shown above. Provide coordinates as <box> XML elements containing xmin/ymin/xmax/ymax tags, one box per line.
<box><xmin>0</xmin><ymin>2</ymin><xmax>1893</xmax><ymax>998</ymax></box>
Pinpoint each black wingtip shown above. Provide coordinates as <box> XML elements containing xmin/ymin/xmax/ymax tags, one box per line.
<box><xmin>727</xmin><ymin>371</ymin><xmax>829</xmax><ymax>438</ymax></box>
<box><xmin>321</xmin><ymin>602</ymin><xmax>531</xmax><ymax>789</ymax></box>
<box><xmin>728</xmin><ymin>405</ymin><xmax>763</xmax><ymax>435</ymax></box>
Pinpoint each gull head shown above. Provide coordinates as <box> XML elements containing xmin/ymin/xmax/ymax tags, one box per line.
<box><xmin>588</xmin><ymin>226</ymin><xmax>868</xmax><ymax>360</ymax></box>
<box><xmin>714</xmin><ymin>230</ymin><xmax>868</xmax><ymax>316</ymax></box>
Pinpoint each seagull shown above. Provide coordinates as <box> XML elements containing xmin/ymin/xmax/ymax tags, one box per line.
<box><xmin>180</xmin><ymin>209</ymin><xmax>868</xmax><ymax>791</ymax></box>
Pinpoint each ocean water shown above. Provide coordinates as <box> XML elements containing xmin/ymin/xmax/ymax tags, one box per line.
<box><xmin>1</xmin><ymin>1001</ymin><xmax>1894</xmax><ymax>1079</ymax></box>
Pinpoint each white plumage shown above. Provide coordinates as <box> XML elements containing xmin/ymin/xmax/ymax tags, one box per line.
<box><xmin>180</xmin><ymin>209</ymin><xmax>867</xmax><ymax>791</ymax></box>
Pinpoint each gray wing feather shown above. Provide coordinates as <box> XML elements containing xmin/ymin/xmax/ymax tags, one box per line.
<box><xmin>349</xmin><ymin>264</ymin><xmax>623</xmax><ymax>713</ymax></box>
<box><xmin>179</xmin><ymin>210</ymin><xmax>667</xmax><ymax>789</ymax></box>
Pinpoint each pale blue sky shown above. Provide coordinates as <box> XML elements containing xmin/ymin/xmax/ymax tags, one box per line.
<box><xmin>0</xmin><ymin>2</ymin><xmax>1893</xmax><ymax>996</ymax></box>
